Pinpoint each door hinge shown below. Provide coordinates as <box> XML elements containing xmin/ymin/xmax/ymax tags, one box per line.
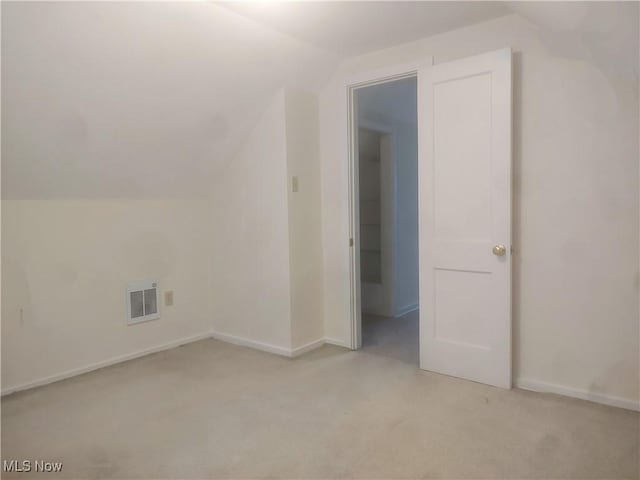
<box><xmin>349</xmin><ymin>238</ymin><xmax>354</xmax><ymax>247</ymax></box>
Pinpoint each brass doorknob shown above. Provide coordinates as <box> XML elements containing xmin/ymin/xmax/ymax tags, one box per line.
<box><xmin>492</xmin><ymin>244</ymin><xmax>507</xmax><ymax>256</ymax></box>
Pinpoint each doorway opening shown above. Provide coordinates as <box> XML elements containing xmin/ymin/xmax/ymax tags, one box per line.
<box><xmin>352</xmin><ymin>76</ymin><xmax>419</xmax><ymax>365</ymax></box>
<box><xmin>346</xmin><ymin>49</ymin><xmax>511</xmax><ymax>387</ymax></box>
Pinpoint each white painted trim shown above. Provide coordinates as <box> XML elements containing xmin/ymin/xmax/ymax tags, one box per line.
<box><xmin>211</xmin><ymin>332</ymin><xmax>337</xmax><ymax>358</ymax></box>
<box><xmin>210</xmin><ymin>331</ymin><xmax>291</xmax><ymax>357</ymax></box>
<box><xmin>347</xmin><ymin>80</ymin><xmax>363</xmax><ymax>351</ymax></box>
<box><xmin>2</xmin><ymin>331</ymin><xmax>352</xmax><ymax>396</ymax></box>
<box><xmin>345</xmin><ymin>57</ymin><xmax>433</xmax><ymax>352</ymax></box>
<box><xmin>1</xmin><ymin>331</ymin><xmax>212</xmax><ymax>396</ymax></box>
<box><xmin>516</xmin><ymin>377</ymin><xmax>640</xmax><ymax>412</ymax></box>
<box><xmin>324</xmin><ymin>337</ymin><xmax>352</xmax><ymax>349</ymax></box>
<box><xmin>344</xmin><ymin>59</ymin><xmax>433</xmax><ymax>90</ymax></box>
<box><xmin>291</xmin><ymin>338</ymin><xmax>326</xmax><ymax>358</ymax></box>
<box><xmin>395</xmin><ymin>303</ymin><xmax>419</xmax><ymax>318</ymax></box>
<box><xmin>9</xmin><ymin>332</ymin><xmax>633</xmax><ymax>414</ymax></box>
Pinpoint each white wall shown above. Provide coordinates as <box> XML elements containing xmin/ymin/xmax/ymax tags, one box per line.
<box><xmin>2</xmin><ymin>2</ymin><xmax>259</xmax><ymax>392</ymax></box>
<box><xmin>0</xmin><ymin>1</ymin><xmax>339</xmax><ymax>390</ymax></box>
<box><xmin>2</xmin><ymin>85</ymin><xmax>324</xmax><ymax>390</ymax></box>
<box><xmin>284</xmin><ymin>89</ymin><xmax>325</xmax><ymax>349</ymax></box>
<box><xmin>392</xmin><ymin>120</ymin><xmax>419</xmax><ymax>315</ymax></box>
<box><xmin>0</xmin><ymin>2</ymin><xmax>338</xmax><ymax>199</ymax></box>
<box><xmin>209</xmin><ymin>88</ymin><xmax>325</xmax><ymax>352</ymax></box>
<box><xmin>358</xmin><ymin>127</ymin><xmax>387</xmax><ymax>315</ymax></box>
<box><xmin>319</xmin><ymin>13</ymin><xmax>639</xmax><ymax>405</ymax></box>
<box><xmin>209</xmin><ymin>91</ymin><xmax>293</xmax><ymax>350</ymax></box>
<box><xmin>3</xmin><ymin>2</ymin><xmax>637</xmax><ymax>410</ymax></box>
<box><xmin>1</xmin><ymin>199</ymin><xmax>211</xmax><ymax>391</ymax></box>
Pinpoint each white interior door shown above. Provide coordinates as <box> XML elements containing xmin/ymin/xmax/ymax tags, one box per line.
<box><xmin>418</xmin><ymin>48</ymin><xmax>512</xmax><ymax>388</ymax></box>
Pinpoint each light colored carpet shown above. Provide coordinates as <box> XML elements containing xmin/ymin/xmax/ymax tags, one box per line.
<box><xmin>2</xmin><ymin>338</ymin><xmax>638</xmax><ymax>479</ymax></box>
<box><xmin>362</xmin><ymin>309</ymin><xmax>419</xmax><ymax>365</ymax></box>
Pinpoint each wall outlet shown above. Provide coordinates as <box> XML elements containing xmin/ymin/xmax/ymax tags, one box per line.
<box><xmin>164</xmin><ymin>290</ymin><xmax>174</xmax><ymax>306</ymax></box>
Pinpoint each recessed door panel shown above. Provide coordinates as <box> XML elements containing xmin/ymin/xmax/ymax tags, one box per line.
<box><xmin>419</xmin><ymin>48</ymin><xmax>512</xmax><ymax>388</ymax></box>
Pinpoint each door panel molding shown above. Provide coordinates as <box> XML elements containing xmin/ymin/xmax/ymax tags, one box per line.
<box><xmin>419</xmin><ymin>48</ymin><xmax>512</xmax><ymax>388</ymax></box>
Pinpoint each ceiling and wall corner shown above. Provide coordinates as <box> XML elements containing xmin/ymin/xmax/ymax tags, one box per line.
<box><xmin>208</xmin><ymin>90</ymin><xmax>293</xmax><ymax>350</ymax></box>
<box><xmin>220</xmin><ymin>1</ymin><xmax>510</xmax><ymax>57</ymax></box>
<box><xmin>3</xmin><ymin>1</ymin><xmax>636</xmax><ymax>200</ymax></box>
<box><xmin>208</xmin><ymin>87</ymin><xmax>325</xmax><ymax>353</ymax></box>
<box><xmin>1</xmin><ymin>1</ymin><xmax>339</xmax><ymax>200</ymax></box>
<box><xmin>1</xmin><ymin>1</ymin><xmax>338</xmax><ymax>390</ymax></box>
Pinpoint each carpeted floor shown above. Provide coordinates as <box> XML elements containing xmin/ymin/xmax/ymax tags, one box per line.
<box><xmin>362</xmin><ymin>309</ymin><xmax>419</xmax><ymax>365</ymax></box>
<box><xmin>2</xmin><ymin>337</ymin><xmax>638</xmax><ymax>479</ymax></box>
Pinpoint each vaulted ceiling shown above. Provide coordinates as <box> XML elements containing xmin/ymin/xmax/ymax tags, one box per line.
<box><xmin>2</xmin><ymin>1</ymin><xmax>339</xmax><ymax>199</ymax></box>
<box><xmin>2</xmin><ymin>1</ymin><xmax>637</xmax><ymax>199</ymax></box>
<box><xmin>220</xmin><ymin>1</ymin><xmax>509</xmax><ymax>57</ymax></box>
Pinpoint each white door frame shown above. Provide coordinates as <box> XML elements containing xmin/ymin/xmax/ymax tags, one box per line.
<box><xmin>345</xmin><ymin>58</ymin><xmax>432</xmax><ymax>350</ymax></box>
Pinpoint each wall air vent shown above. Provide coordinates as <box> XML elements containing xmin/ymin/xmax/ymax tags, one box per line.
<box><xmin>127</xmin><ymin>280</ymin><xmax>159</xmax><ymax>325</ymax></box>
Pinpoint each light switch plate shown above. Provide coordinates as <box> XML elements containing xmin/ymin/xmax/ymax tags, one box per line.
<box><xmin>164</xmin><ymin>290</ymin><xmax>174</xmax><ymax>306</ymax></box>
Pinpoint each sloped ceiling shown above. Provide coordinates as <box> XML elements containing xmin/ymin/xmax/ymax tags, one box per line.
<box><xmin>1</xmin><ymin>1</ymin><xmax>338</xmax><ymax>199</ymax></box>
<box><xmin>3</xmin><ymin>1</ymin><xmax>637</xmax><ymax>199</ymax></box>
<box><xmin>222</xmin><ymin>1</ymin><xmax>638</xmax><ymax>80</ymax></box>
<box><xmin>506</xmin><ymin>1</ymin><xmax>638</xmax><ymax>78</ymax></box>
<box><xmin>220</xmin><ymin>1</ymin><xmax>510</xmax><ymax>57</ymax></box>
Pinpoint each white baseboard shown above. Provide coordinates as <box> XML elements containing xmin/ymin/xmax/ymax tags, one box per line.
<box><xmin>1</xmin><ymin>331</ymin><xmax>350</xmax><ymax>396</ymax></box>
<box><xmin>210</xmin><ymin>331</ymin><xmax>353</xmax><ymax>355</ymax></box>
<box><xmin>291</xmin><ymin>338</ymin><xmax>326</xmax><ymax>357</ymax></box>
<box><xmin>515</xmin><ymin>377</ymin><xmax>640</xmax><ymax>412</ymax></box>
<box><xmin>9</xmin><ymin>332</ymin><xmax>635</xmax><ymax>415</ymax></box>
<box><xmin>395</xmin><ymin>303</ymin><xmax>419</xmax><ymax>317</ymax></box>
<box><xmin>324</xmin><ymin>337</ymin><xmax>351</xmax><ymax>349</ymax></box>
<box><xmin>211</xmin><ymin>332</ymin><xmax>329</xmax><ymax>358</ymax></box>
<box><xmin>2</xmin><ymin>331</ymin><xmax>350</xmax><ymax>396</ymax></box>
<box><xmin>1</xmin><ymin>331</ymin><xmax>212</xmax><ymax>397</ymax></box>
<box><xmin>210</xmin><ymin>331</ymin><xmax>291</xmax><ymax>357</ymax></box>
